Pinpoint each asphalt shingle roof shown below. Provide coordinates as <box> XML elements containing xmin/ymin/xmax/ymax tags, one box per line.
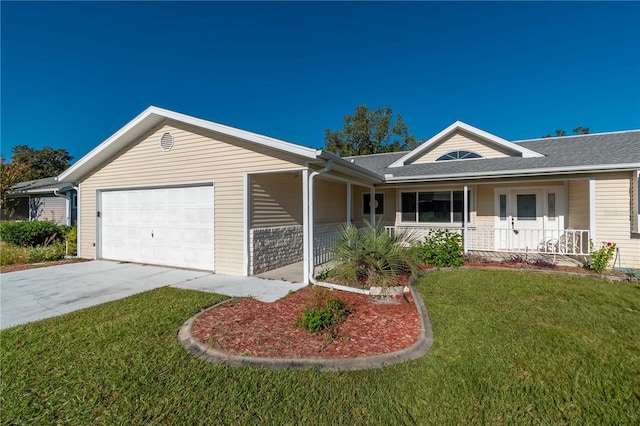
<box><xmin>10</xmin><ymin>177</ymin><xmax>60</xmax><ymax>192</ymax></box>
<box><xmin>345</xmin><ymin>130</ymin><xmax>640</xmax><ymax>180</ymax></box>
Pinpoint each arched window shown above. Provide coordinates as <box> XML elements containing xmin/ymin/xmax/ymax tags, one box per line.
<box><xmin>435</xmin><ymin>150</ymin><xmax>483</xmax><ymax>161</ymax></box>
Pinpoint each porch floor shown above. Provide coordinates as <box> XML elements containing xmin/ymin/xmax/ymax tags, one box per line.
<box><xmin>256</xmin><ymin>262</ymin><xmax>305</xmax><ymax>283</ymax></box>
<box><xmin>254</xmin><ymin>262</ymin><xmax>333</xmax><ymax>284</ymax></box>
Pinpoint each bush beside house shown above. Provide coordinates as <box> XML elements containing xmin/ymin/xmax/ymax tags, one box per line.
<box><xmin>0</xmin><ymin>221</ymin><xmax>76</xmax><ymax>266</ymax></box>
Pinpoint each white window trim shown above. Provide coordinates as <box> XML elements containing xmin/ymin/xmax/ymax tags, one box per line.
<box><xmin>398</xmin><ymin>189</ymin><xmax>474</xmax><ymax>226</ymax></box>
<box><xmin>434</xmin><ymin>150</ymin><xmax>484</xmax><ymax>162</ymax></box>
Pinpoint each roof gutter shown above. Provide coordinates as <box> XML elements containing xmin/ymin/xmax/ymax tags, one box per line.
<box><xmin>383</xmin><ymin>162</ymin><xmax>640</xmax><ymax>183</ymax></box>
<box><xmin>316</xmin><ymin>150</ymin><xmax>383</xmax><ymax>183</ymax></box>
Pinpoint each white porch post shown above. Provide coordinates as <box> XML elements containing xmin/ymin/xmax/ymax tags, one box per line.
<box><xmin>370</xmin><ymin>187</ymin><xmax>376</xmax><ymax>226</ymax></box>
<box><xmin>243</xmin><ymin>173</ymin><xmax>250</xmax><ymax>276</ymax></box>
<box><xmin>463</xmin><ymin>184</ymin><xmax>468</xmax><ymax>253</ymax></box>
<box><xmin>563</xmin><ymin>180</ymin><xmax>569</xmax><ymax>230</ymax></box>
<box><xmin>346</xmin><ymin>182</ymin><xmax>352</xmax><ymax>225</ymax></box>
<box><xmin>302</xmin><ymin>168</ymin><xmax>310</xmax><ymax>284</ymax></box>
<box><xmin>589</xmin><ymin>177</ymin><xmax>597</xmax><ymax>243</ymax></box>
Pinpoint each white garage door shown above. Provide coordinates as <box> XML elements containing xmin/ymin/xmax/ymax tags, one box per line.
<box><xmin>101</xmin><ymin>186</ymin><xmax>214</xmax><ymax>271</ymax></box>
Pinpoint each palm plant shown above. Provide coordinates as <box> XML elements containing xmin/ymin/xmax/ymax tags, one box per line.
<box><xmin>330</xmin><ymin>220</ymin><xmax>420</xmax><ymax>289</ymax></box>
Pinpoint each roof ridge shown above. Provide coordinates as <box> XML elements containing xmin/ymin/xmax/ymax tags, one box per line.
<box><xmin>514</xmin><ymin>129</ymin><xmax>640</xmax><ymax>143</ymax></box>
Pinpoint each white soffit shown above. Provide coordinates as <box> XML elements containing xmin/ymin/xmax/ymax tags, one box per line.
<box><xmin>388</xmin><ymin>121</ymin><xmax>544</xmax><ymax>168</ymax></box>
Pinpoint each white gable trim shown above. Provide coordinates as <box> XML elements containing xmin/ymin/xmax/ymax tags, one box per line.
<box><xmin>59</xmin><ymin>106</ymin><xmax>318</xmax><ymax>182</ymax></box>
<box><xmin>388</xmin><ymin>121</ymin><xmax>544</xmax><ymax>168</ymax></box>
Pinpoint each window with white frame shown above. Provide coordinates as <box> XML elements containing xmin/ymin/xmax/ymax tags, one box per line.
<box><xmin>400</xmin><ymin>190</ymin><xmax>471</xmax><ymax>223</ymax></box>
<box><xmin>435</xmin><ymin>150</ymin><xmax>482</xmax><ymax>161</ymax></box>
<box><xmin>363</xmin><ymin>193</ymin><xmax>384</xmax><ymax>215</ymax></box>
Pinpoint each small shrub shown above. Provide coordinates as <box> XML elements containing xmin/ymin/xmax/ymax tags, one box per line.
<box><xmin>0</xmin><ymin>240</ymin><xmax>66</xmax><ymax>266</ymax></box>
<box><xmin>0</xmin><ymin>241</ymin><xmax>28</xmax><ymax>266</ymax></box>
<box><xmin>506</xmin><ymin>254</ymin><xmax>528</xmax><ymax>265</ymax></box>
<box><xmin>315</xmin><ymin>268</ymin><xmax>335</xmax><ymax>281</ymax></box>
<box><xmin>295</xmin><ymin>287</ymin><xmax>350</xmax><ymax>333</ymax></box>
<box><xmin>530</xmin><ymin>258</ymin><xmax>557</xmax><ymax>269</ymax></box>
<box><xmin>0</xmin><ymin>221</ymin><xmax>69</xmax><ymax>247</ymax></box>
<box><xmin>589</xmin><ymin>241</ymin><xmax>616</xmax><ymax>273</ymax></box>
<box><xmin>27</xmin><ymin>241</ymin><xmax>66</xmax><ymax>263</ymax></box>
<box><xmin>65</xmin><ymin>224</ymin><xmax>77</xmax><ymax>256</ymax></box>
<box><xmin>419</xmin><ymin>229</ymin><xmax>464</xmax><ymax>268</ymax></box>
<box><xmin>331</xmin><ymin>221</ymin><xmax>419</xmax><ymax>289</ymax></box>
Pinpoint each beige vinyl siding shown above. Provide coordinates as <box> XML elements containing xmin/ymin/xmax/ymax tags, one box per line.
<box><xmin>18</xmin><ymin>195</ymin><xmax>67</xmax><ymax>225</ymax></box>
<box><xmin>595</xmin><ymin>172</ymin><xmax>640</xmax><ymax>267</ymax></box>
<box><xmin>251</xmin><ymin>173</ymin><xmax>302</xmax><ymax>228</ymax></box>
<box><xmin>411</xmin><ymin>130</ymin><xmax>514</xmax><ymax>164</ymax></box>
<box><xmin>38</xmin><ymin>196</ymin><xmax>67</xmax><ymax>225</ymax></box>
<box><xmin>475</xmin><ymin>184</ymin><xmax>495</xmax><ymax>226</ymax></box>
<box><xmin>314</xmin><ymin>178</ymin><xmax>347</xmax><ymax>223</ymax></box>
<box><xmin>568</xmin><ymin>180</ymin><xmax>589</xmax><ymax>230</ymax></box>
<box><xmin>80</xmin><ymin>121</ymin><xmax>306</xmax><ymax>275</ymax></box>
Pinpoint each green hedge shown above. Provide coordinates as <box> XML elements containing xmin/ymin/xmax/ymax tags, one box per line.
<box><xmin>0</xmin><ymin>221</ymin><xmax>70</xmax><ymax>247</ymax></box>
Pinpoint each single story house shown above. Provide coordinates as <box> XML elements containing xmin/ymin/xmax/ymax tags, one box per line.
<box><xmin>57</xmin><ymin>106</ymin><xmax>640</xmax><ymax>281</ymax></box>
<box><xmin>3</xmin><ymin>177</ymin><xmax>77</xmax><ymax>226</ymax></box>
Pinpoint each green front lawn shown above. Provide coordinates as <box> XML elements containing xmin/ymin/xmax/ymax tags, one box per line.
<box><xmin>2</xmin><ymin>270</ymin><xmax>639</xmax><ymax>424</ymax></box>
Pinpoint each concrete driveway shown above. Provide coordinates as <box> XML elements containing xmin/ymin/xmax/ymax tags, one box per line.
<box><xmin>0</xmin><ymin>260</ymin><xmax>306</xmax><ymax>330</ymax></box>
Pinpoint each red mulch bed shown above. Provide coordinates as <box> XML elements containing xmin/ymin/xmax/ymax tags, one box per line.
<box><xmin>190</xmin><ymin>286</ymin><xmax>421</xmax><ymax>359</ymax></box>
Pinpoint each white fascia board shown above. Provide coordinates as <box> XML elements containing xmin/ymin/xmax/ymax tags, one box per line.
<box><xmin>384</xmin><ymin>162</ymin><xmax>640</xmax><ymax>183</ymax></box>
<box><xmin>58</xmin><ymin>106</ymin><xmax>164</xmax><ymax>182</ymax></box>
<box><xmin>154</xmin><ymin>107</ymin><xmax>318</xmax><ymax>159</ymax></box>
<box><xmin>59</xmin><ymin>106</ymin><xmax>318</xmax><ymax>182</ymax></box>
<box><xmin>388</xmin><ymin>121</ymin><xmax>543</xmax><ymax>168</ymax></box>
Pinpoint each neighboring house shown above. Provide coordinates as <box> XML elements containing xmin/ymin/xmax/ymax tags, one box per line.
<box><xmin>3</xmin><ymin>177</ymin><xmax>77</xmax><ymax>226</ymax></box>
<box><xmin>57</xmin><ymin>106</ymin><xmax>640</xmax><ymax>281</ymax></box>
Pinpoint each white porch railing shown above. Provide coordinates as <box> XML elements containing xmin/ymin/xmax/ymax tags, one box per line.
<box><xmin>314</xmin><ymin>231</ymin><xmax>341</xmax><ymax>266</ymax></box>
<box><xmin>385</xmin><ymin>226</ymin><xmax>591</xmax><ymax>255</ymax></box>
<box><xmin>314</xmin><ymin>225</ymin><xmax>591</xmax><ymax>267</ymax></box>
<box><xmin>494</xmin><ymin>228</ymin><xmax>590</xmax><ymax>255</ymax></box>
<box><xmin>313</xmin><ymin>223</ymin><xmax>344</xmax><ymax>267</ymax></box>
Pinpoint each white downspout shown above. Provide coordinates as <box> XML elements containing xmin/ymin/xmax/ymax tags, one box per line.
<box><xmin>307</xmin><ymin>159</ymin><xmax>369</xmax><ymax>295</ymax></box>
<box><xmin>589</xmin><ymin>178</ymin><xmax>597</xmax><ymax>244</ymax></box>
<box><xmin>53</xmin><ymin>190</ymin><xmax>71</xmax><ymax>226</ymax></box>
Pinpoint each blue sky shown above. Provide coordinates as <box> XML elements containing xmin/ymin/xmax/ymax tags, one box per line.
<box><xmin>2</xmin><ymin>1</ymin><xmax>639</xmax><ymax>163</ymax></box>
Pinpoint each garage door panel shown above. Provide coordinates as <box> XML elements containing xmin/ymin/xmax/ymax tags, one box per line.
<box><xmin>101</xmin><ymin>186</ymin><xmax>214</xmax><ymax>271</ymax></box>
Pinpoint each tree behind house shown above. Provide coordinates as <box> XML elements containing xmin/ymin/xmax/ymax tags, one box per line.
<box><xmin>11</xmin><ymin>145</ymin><xmax>73</xmax><ymax>181</ymax></box>
<box><xmin>542</xmin><ymin>127</ymin><xmax>590</xmax><ymax>138</ymax></box>
<box><xmin>325</xmin><ymin>105</ymin><xmax>422</xmax><ymax>156</ymax></box>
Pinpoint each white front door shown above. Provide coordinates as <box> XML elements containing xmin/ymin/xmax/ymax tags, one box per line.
<box><xmin>100</xmin><ymin>186</ymin><xmax>214</xmax><ymax>271</ymax></box>
<box><xmin>509</xmin><ymin>190</ymin><xmax>543</xmax><ymax>250</ymax></box>
<box><xmin>495</xmin><ymin>186</ymin><xmax>564</xmax><ymax>252</ymax></box>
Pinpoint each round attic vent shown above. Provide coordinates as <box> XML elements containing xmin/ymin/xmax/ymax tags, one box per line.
<box><xmin>160</xmin><ymin>132</ymin><xmax>174</xmax><ymax>152</ymax></box>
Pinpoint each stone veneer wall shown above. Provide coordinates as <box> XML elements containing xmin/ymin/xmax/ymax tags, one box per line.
<box><xmin>250</xmin><ymin>225</ymin><xmax>304</xmax><ymax>275</ymax></box>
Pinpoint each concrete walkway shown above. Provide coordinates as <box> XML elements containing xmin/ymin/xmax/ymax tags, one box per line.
<box><xmin>0</xmin><ymin>260</ymin><xmax>306</xmax><ymax>330</ymax></box>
